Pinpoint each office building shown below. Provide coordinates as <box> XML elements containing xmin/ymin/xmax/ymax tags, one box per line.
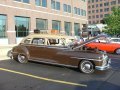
<box><xmin>88</xmin><ymin>0</ymin><xmax>120</xmax><ymax>24</ymax></box>
<box><xmin>0</xmin><ymin>0</ymin><xmax>87</xmax><ymax>44</ymax></box>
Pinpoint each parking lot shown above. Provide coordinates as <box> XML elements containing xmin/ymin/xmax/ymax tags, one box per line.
<box><xmin>0</xmin><ymin>54</ymin><xmax>120</xmax><ymax>90</ymax></box>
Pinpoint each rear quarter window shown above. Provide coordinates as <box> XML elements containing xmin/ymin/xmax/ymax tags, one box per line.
<box><xmin>23</xmin><ymin>38</ymin><xmax>31</xmax><ymax>44</ymax></box>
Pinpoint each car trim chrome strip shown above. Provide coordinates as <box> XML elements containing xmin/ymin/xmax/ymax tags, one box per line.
<box><xmin>29</xmin><ymin>58</ymin><xmax>78</xmax><ymax>68</ymax></box>
<box><xmin>70</xmin><ymin>57</ymin><xmax>102</xmax><ymax>61</ymax></box>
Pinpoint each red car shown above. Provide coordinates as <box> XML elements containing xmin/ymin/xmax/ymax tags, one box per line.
<box><xmin>85</xmin><ymin>37</ymin><xmax>120</xmax><ymax>55</ymax></box>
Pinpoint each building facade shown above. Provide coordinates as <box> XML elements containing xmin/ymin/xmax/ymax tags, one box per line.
<box><xmin>88</xmin><ymin>0</ymin><xmax>120</xmax><ymax>24</ymax></box>
<box><xmin>0</xmin><ymin>0</ymin><xmax>87</xmax><ymax>45</ymax></box>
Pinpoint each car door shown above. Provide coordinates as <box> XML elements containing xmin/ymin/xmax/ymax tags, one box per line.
<box><xmin>43</xmin><ymin>38</ymin><xmax>72</xmax><ymax>65</ymax></box>
<box><xmin>26</xmin><ymin>38</ymin><xmax>47</xmax><ymax>60</ymax></box>
<box><xmin>95</xmin><ymin>41</ymin><xmax>113</xmax><ymax>52</ymax></box>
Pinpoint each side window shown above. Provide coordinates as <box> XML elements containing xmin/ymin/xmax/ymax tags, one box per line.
<box><xmin>24</xmin><ymin>38</ymin><xmax>31</xmax><ymax>44</ymax></box>
<box><xmin>48</xmin><ymin>39</ymin><xmax>59</xmax><ymax>45</ymax></box>
<box><xmin>32</xmin><ymin>38</ymin><xmax>45</xmax><ymax>45</ymax></box>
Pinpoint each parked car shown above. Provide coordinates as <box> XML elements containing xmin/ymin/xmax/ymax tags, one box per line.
<box><xmin>7</xmin><ymin>31</ymin><xmax>111</xmax><ymax>74</ymax></box>
<box><xmin>85</xmin><ymin>37</ymin><xmax>120</xmax><ymax>55</ymax></box>
<box><xmin>109</xmin><ymin>38</ymin><xmax>120</xmax><ymax>44</ymax></box>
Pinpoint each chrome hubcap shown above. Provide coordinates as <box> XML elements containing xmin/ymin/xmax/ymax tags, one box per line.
<box><xmin>116</xmin><ymin>49</ymin><xmax>120</xmax><ymax>54</ymax></box>
<box><xmin>18</xmin><ymin>54</ymin><xmax>25</xmax><ymax>63</ymax></box>
<box><xmin>81</xmin><ymin>61</ymin><xmax>94</xmax><ymax>73</ymax></box>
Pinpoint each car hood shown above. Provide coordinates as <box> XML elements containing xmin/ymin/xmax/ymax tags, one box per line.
<box><xmin>73</xmin><ymin>34</ymin><xmax>107</xmax><ymax>50</ymax></box>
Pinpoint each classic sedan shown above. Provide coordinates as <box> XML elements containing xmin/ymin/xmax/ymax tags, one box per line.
<box><xmin>85</xmin><ymin>37</ymin><xmax>120</xmax><ymax>55</ymax></box>
<box><xmin>7</xmin><ymin>32</ymin><xmax>111</xmax><ymax>74</ymax></box>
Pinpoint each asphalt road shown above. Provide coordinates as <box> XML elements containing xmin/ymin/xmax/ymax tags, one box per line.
<box><xmin>0</xmin><ymin>54</ymin><xmax>120</xmax><ymax>90</ymax></box>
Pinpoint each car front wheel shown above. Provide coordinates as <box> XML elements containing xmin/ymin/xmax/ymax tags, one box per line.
<box><xmin>115</xmin><ymin>48</ymin><xmax>120</xmax><ymax>55</ymax></box>
<box><xmin>79</xmin><ymin>60</ymin><xmax>94</xmax><ymax>74</ymax></box>
<box><xmin>17</xmin><ymin>54</ymin><xmax>28</xmax><ymax>63</ymax></box>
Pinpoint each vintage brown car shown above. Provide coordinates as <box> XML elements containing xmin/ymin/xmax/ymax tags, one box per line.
<box><xmin>8</xmin><ymin>32</ymin><xmax>111</xmax><ymax>74</ymax></box>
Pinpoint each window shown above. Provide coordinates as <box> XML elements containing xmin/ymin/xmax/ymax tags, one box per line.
<box><xmin>35</xmin><ymin>0</ymin><xmax>47</xmax><ymax>7</ymax></box>
<box><xmin>96</xmin><ymin>15</ymin><xmax>99</xmax><ymax>18</ymax></box>
<box><xmin>74</xmin><ymin>7</ymin><xmax>81</xmax><ymax>15</ymax></box>
<box><xmin>118</xmin><ymin>0</ymin><xmax>120</xmax><ymax>4</ymax></box>
<box><xmin>74</xmin><ymin>7</ymin><xmax>77</xmax><ymax>14</ymax></box>
<box><xmin>32</xmin><ymin>38</ymin><xmax>45</xmax><ymax>45</ymax></box>
<box><xmin>0</xmin><ymin>15</ymin><xmax>7</xmax><ymax>38</ymax></box>
<box><xmin>63</xmin><ymin>4</ymin><xmax>71</xmax><ymax>13</ymax></box>
<box><xmin>68</xmin><ymin>5</ymin><xmax>71</xmax><ymax>13</ymax></box>
<box><xmin>36</xmin><ymin>18</ymin><xmax>48</xmax><ymax>30</ymax></box>
<box><xmin>51</xmin><ymin>0</ymin><xmax>60</xmax><ymax>10</ymax></box>
<box><xmin>96</xmin><ymin>10</ymin><xmax>99</xmax><ymax>13</ymax></box>
<box><xmin>104</xmin><ymin>14</ymin><xmax>109</xmax><ymax>17</ymax></box>
<box><xmin>24</xmin><ymin>38</ymin><xmax>31</xmax><ymax>44</ymax></box>
<box><xmin>92</xmin><ymin>0</ymin><xmax>94</xmax><ymax>3</ymax></box>
<box><xmin>23</xmin><ymin>0</ymin><xmax>29</xmax><ymax>3</ymax></box>
<box><xmin>100</xmin><ymin>9</ymin><xmax>103</xmax><ymax>12</ymax></box>
<box><xmin>63</xmin><ymin>4</ymin><xmax>67</xmax><ymax>12</ymax></box>
<box><xmin>52</xmin><ymin>20</ymin><xmax>61</xmax><ymax>31</ymax></box>
<box><xmin>88</xmin><ymin>11</ymin><xmax>91</xmax><ymax>14</ymax></box>
<box><xmin>74</xmin><ymin>23</ymin><xmax>80</xmax><ymax>36</ymax></box>
<box><xmin>15</xmin><ymin>16</ymin><xmax>30</xmax><ymax>37</ymax></box>
<box><xmin>100</xmin><ymin>4</ymin><xmax>103</xmax><ymax>7</ymax></box>
<box><xmin>64</xmin><ymin>22</ymin><xmax>71</xmax><ymax>35</ymax></box>
<box><xmin>14</xmin><ymin>0</ymin><xmax>29</xmax><ymax>3</ymax></box>
<box><xmin>89</xmin><ymin>16</ymin><xmax>91</xmax><ymax>19</ymax></box>
<box><xmin>111</xmin><ymin>1</ymin><xmax>116</xmax><ymax>5</ymax></box>
<box><xmin>100</xmin><ymin>14</ymin><xmax>103</xmax><ymax>18</ymax></box>
<box><xmin>96</xmin><ymin>4</ymin><xmax>98</xmax><ymax>7</ymax></box>
<box><xmin>104</xmin><ymin>8</ymin><xmax>109</xmax><ymax>12</ymax></box>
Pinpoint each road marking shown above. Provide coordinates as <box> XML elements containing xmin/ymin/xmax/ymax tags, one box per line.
<box><xmin>0</xmin><ymin>68</ymin><xmax>87</xmax><ymax>87</ymax></box>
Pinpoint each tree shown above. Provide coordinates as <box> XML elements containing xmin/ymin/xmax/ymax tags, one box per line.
<box><xmin>103</xmin><ymin>7</ymin><xmax>120</xmax><ymax>36</ymax></box>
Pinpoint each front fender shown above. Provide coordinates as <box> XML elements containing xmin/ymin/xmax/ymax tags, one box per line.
<box><xmin>12</xmin><ymin>45</ymin><xmax>30</xmax><ymax>59</ymax></box>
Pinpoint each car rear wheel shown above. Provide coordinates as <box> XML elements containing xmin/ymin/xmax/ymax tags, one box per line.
<box><xmin>79</xmin><ymin>60</ymin><xmax>94</xmax><ymax>74</ymax></box>
<box><xmin>17</xmin><ymin>54</ymin><xmax>28</xmax><ymax>63</ymax></box>
<box><xmin>115</xmin><ymin>48</ymin><xmax>120</xmax><ymax>55</ymax></box>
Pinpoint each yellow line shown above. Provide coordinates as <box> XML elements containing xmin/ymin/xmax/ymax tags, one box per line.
<box><xmin>0</xmin><ymin>68</ymin><xmax>87</xmax><ymax>87</ymax></box>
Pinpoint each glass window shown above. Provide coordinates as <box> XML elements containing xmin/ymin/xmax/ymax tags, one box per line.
<box><xmin>23</xmin><ymin>0</ymin><xmax>29</xmax><ymax>3</ymax></box>
<box><xmin>100</xmin><ymin>4</ymin><xmax>103</xmax><ymax>7</ymax></box>
<box><xmin>15</xmin><ymin>16</ymin><xmax>30</xmax><ymax>37</ymax></box>
<box><xmin>68</xmin><ymin>5</ymin><xmax>71</xmax><ymax>13</ymax></box>
<box><xmin>15</xmin><ymin>0</ymin><xmax>21</xmax><ymax>2</ymax></box>
<box><xmin>118</xmin><ymin>0</ymin><xmax>120</xmax><ymax>4</ymax></box>
<box><xmin>74</xmin><ymin>23</ymin><xmax>80</xmax><ymax>36</ymax></box>
<box><xmin>63</xmin><ymin>4</ymin><xmax>71</xmax><ymax>13</ymax></box>
<box><xmin>35</xmin><ymin>0</ymin><xmax>47</xmax><ymax>7</ymax></box>
<box><xmin>64</xmin><ymin>22</ymin><xmax>71</xmax><ymax>35</ymax></box>
<box><xmin>56</xmin><ymin>2</ymin><xmax>60</xmax><ymax>10</ymax></box>
<box><xmin>42</xmin><ymin>0</ymin><xmax>47</xmax><ymax>7</ymax></box>
<box><xmin>36</xmin><ymin>18</ymin><xmax>48</xmax><ymax>30</ymax></box>
<box><xmin>74</xmin><ymin>7</ymin><xmax>77</xmax><ymax>14</ymax></box>
<box><xmin>81</xmin><ymin>9</ymin><xmax>84</xmax><ymax>16</ymax></box>
<box><xmin>32</xmin><ymin>38</ymin><xmax>45</xmax><ymax>45</ymax></box>
<box><xmin>0</xmin><ymin>15</ymin><xmax>7</xmax><ymax>38</ymax></box>
<box><xmin>15</xmin><ymin>0</ymin><xmax>29</xmax><ymax>3</ymax></box>
<box><xmin>51</xmin><ymin>0</ymin><xmax>55</xmax><ymax>9</ymax></box>
<box><xmin>52</xmin><ymin>20</ymin><xmax>61</xmax><ymax>31</ymax></box>
<box><xmin>51</xmin><ymin>0</ymin><xmax>60</xmax><ymax>10</ymax></box>
<box><xmin>78</xmin><ymin>8</ymin><xmax>80</xmax><ymax>15</ymax></box>
<box><xmin>35</xmin><ymin>0</ymin><xmax>41</xmax><ymax>6</ymax></box>
<box><xmin>63</xmin><ymin>4</ymin><xmax>67</xmax><ymax>12</ymax></box>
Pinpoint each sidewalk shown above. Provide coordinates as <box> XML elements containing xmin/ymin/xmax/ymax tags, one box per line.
<box><xmin>0</xmin><ymin>45</ymin><xmax>16</xmax><ymax>60</ymax></box>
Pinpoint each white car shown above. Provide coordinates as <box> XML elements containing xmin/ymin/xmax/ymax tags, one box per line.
<box><xmin>110</xmin><ymin>38</ymin><xmax>120</xmax><ymax>44</ymax></box>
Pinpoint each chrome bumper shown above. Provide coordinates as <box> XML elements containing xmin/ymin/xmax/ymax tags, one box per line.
<box><xmin>95</xmin><ymin>59</ymin><xmax>111</xmax><ymax>71</ymax></box>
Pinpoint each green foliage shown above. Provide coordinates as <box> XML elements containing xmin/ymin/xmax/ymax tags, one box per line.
<box><xmin>104</xmin><ymin>7</ymin><xmax>120</xmax><ymax>36</ymax></box>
